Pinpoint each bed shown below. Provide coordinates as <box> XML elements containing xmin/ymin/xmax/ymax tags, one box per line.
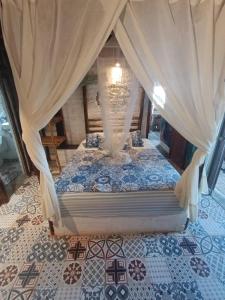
<box><xmin>54</xmin><ymin>138</ymin><xmax>187</xmax><ymax>235</ymax></box>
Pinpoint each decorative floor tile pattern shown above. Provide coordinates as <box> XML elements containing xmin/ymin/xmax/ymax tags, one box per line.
<box><xmin>54</xmin><ymin>287</ymin><xmax>81</xmax><ymax>300</ymax></box>
<box><xmin>128</xmin><ymin>282</ymin><xmax>153</xmax><ymax>300</ymax></box>
<box><xmin>177</xmin><ymin>236</ymin><xmax>201</xmax><ymax>256</ymax></box>
<box><xmin>166</xmin><ymin>256</ymin><xmax>195</xmax><ymax>282</ymax></box>
<box><xmin>151</xmin><ymin>281</ymin><xmax>203</xmax><ymax>299</ymax></box>
<box><xmin>128</xmin><ymin>259</ymin><xmax>146</xmax><ymax>282</ymax></box>
<box><xmin>123</xmin><ymin>236</ymin><xmax>146</xmax><ymax>258</ymax></box>
<box><xmin>145</xmin><ymin>257</ymin><xmax>172</xmax><ymax>283</ymax></box>
<box><xmin>67</xmin><ymin>240</ymin><xmax>87</xmax><ymax>261</ymax></box>
<box><xmin>144</xmin><ymin>235</ymin><xmax>162</xmax><ymax>257</ymax></box>
<box><xmin>82</xmin><ymin>259</ymin><xmax>105</xmax><ymax>287</ymax></box>
<box><xmin>62</xmin><ymin>261</ymin><xmax>83</xmax><ymax>286</ymax></box>
<box><xmin>105</xmin><ymin>237</ymin><xmax>125</xmax><ymax>259</ymax></box>
<box><xmin>8</xmin><ymin>288</ymin><xmax>34</xmax><ymax>300</ymax></box>
<box><xmin>80</xmin><ymin>285</ymin><xmax>104</xmax><ymax>300</ymax></box>
<box><xmin>105</xmin><ymin>284</ymin><xmax>129</xmax><ymax>300</ymax></box>
<box><xmin>6</xmin><ymin>227</ymin><xmax>44</xmax><ymax>263</ymax></box>
<box><xmin>0</xmin><ymin>176</ymin><xmax>225</xmax><ymax>299</ymax></box>
<box><xmin>106</xmin><ymin>259</ymin><xmax>127</xmax><ymax>285</ymax></box>
<box><xmin>32</xmin><ymin>288</ymin><xmax>57</xmax><ymax>300</ymax></box>
<box><xmin>14</xmin><ymin>262</ymin><xmax>42</xmax><ymax>289</ymax></box>
<box><xmin>197</xmin><ymin>277</ymin><xmax>225</xmax><ymax>300</ymax></box>
<box><xmin>36</xmin><ymin>261</ymin><xmax>64</xmax><ymax>289</ymax></box>
<box><xmin>0</xmin><ymin>264</ymin><xmax>18</xmax><ymax>288</ymax></box>
<box><xmin>86</xmin><ymin>240</ymin><xmax>105</xmax><ymax>260</ymax></box>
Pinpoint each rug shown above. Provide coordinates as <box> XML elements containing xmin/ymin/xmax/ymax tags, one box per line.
<box><xmin>0</xmin><ymin>176</ymin><xmax>225</xmax><ymax>299</ymax></box>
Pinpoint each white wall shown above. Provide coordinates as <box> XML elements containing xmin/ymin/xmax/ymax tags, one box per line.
<box><xmin>86</xmin><ymin>83</ymin><xmax>101</xmax><ymax>119</ymax></box>
<box><xmin>62</xmin><ymin>82</ymin><xmax>147</xmax><ymax>145</ymax></box>
<box><xmin>62</xmin><ymin>87</ymin><xmax>86</xmax><ymax>145</ymax></box>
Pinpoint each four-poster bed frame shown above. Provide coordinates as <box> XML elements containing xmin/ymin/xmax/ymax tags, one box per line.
<box><xmin>48</xmin><ymin>83</ymin><xmax>188</xmax><ymax>236</ymax></box>
<box><xmin>48</xmin><ymin>84</ymin><xmax>148</xmax><ymax>235</ymax></box>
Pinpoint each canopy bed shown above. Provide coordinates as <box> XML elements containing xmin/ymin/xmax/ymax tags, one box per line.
<box><xmin>0</xmin><ymin>0</ymin><xmax>225</xmax><ymax>236</ymax></box>
<box><xmin>53</xmin><ymin>91</ymin><xmax>186</xmax><ymax>234</ymax></box>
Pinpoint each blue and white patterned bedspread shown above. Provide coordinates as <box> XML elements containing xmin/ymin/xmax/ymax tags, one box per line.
<box><xmin>55</xmin><ymin>148</ymin><xmax>180</xmax><ymax>193</ymax></box>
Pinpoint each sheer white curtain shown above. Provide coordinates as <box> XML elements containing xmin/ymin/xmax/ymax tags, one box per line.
<box><xmin>115</xmin><ymin>0</ymin><xmax>225</xmax><ymax>220</ymax></box>
<box><xmin>97</xmin><ymin>56</ymin><xmax>139</xmax><ymax>158</ymax></box>
<box><xmin>0</xmin><ymin>0</ymin><xmax>127</xmax><ymax>222</ymax></box>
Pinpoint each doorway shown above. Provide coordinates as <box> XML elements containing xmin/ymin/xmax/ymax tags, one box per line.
<box><xmin>0</xmin><ymin>86</ymin><xmax>25</xmax><ymax>199</ymax></box>
<box><xmin>208</xmin><ymin>115</ymin><xmax>225</xmax><ymax>200</ymax></box>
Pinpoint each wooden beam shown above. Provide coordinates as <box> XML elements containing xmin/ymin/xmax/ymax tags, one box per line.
<box><xmin>138</xmin><ymin>87</ymin><xmax>145</xmax><ymax>131</ymax></box>
<box><xmin>146</xmin><ymin>99</ymin><xmax>152</xmax><ymax>138</ymax></box>
<box><xmin>48</xmin><ymin>220</ymin><xmax>55</xmax><ymax>236</ymax></box>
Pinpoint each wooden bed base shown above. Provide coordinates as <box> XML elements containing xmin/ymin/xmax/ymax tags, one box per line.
<box><xmin>52</xmin><ymin>210</ymin><xmax>188</xmax><ymax>236</ymax></box>
<box><xmin>48</xmin><ymin>220</ymin><xmax>55</xmax><ymax>236</ymax></box>
<box><xmin>49</xmin><ymin>220</ymin><xmax>190</xmax><ymax>236</ymax></box>
<box><xmin>49</xmin><ymin>209</ymin><xmax>189</xmax><ymax>237</ymax></box>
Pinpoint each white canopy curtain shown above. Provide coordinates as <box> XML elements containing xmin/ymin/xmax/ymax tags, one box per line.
<box><xmin>0</xmin><ymin>0</ymin><xmax>127</xmax><ymax>222</ymax></box>
<box><xmin>97</xmin><ymin>56</ymin><xmax>139</xmax><ymax>159</ymax></box>
<box><xmin>115</xmin><ymin>0</ymin><xmax>225</xmax><ymax>221</ymax></box>
<box><xmin>1</xmin><ymin>0</ymin><xmax>225</xmax><ymax>225</ymax></box>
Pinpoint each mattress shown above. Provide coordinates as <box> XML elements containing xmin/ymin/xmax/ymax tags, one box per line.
<box><xmin>59</xmin><ymin>190</ymin><xmax>184</xmax><ymax>218</ymax></box>
<box><xmin>54</xmin><ymin>140</ymin><xmax>186</xmax><ymax>233</ymax></box>
<box><xmin>55</xmin><ymin>142</ymin><xmax>180</xmax><ymax>194</ymax></box>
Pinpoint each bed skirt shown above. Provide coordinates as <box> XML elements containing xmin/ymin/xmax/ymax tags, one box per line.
<box><xmin>54</xmin><ymin>191</ymin><xmax>187</xmax><ymax>235</ymax></box>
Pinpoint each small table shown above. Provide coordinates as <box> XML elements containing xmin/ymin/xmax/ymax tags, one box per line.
<box><xmin>41</xmin><ymin>135</ymin><xmax>66</xmax><ymax>174</ymax></box>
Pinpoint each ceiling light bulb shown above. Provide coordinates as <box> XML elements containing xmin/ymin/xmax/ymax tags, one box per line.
<box><xmin>111</xmin><ymin>63</ymin><xmax>122</xmax><ymax>84</ymax></box>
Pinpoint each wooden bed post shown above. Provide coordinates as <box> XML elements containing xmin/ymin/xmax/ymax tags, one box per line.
<box><xmin>83</xmin><ymin>85</ymin><xmax>89</xmax><ymax>134</ymax></box>
<box><xmin>184</xmin><ymin>162</ymin><xmax>205</xmax><ymax>231</ymax></box>
<box><xmin>36</xmin><ymin>169</ymin><xmax>55</xmax><ymax>236</ymax></box>
<box><xmin>184</xmin><ymin>218</ymin><xmax>189</xmax><ymax>230</ymax></box>
<box><xmin>146</xmin><ymin>99</ymin><xmax>152</xmax><ymax>138</ymax></box>
<box><xmin>48</xmin><ymin>220</ymin><xmax>55</xmax><ymax>236</ymax></box>
<box><xmin>138</xmin><ymin>88</ymin><xmax>145</xmax><ymax>132</ymax></box>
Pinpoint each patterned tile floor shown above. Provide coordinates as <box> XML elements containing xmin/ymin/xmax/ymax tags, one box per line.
<box><xmin>0</xmin><ymin>176</ymin><xmax>225</xmax><ymax>299</ymax></box>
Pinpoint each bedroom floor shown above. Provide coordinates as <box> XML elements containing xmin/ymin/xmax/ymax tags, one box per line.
<box><xmin>0</xmin><ymin>177</ymin><xmax>225</xmax><ymax>299</ymax></box>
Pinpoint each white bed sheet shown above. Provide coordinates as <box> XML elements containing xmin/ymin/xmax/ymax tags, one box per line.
<box><xmin>56</xmin><ymin>137</ymin><xmax>187</xmax><ymax>234</ymax></box>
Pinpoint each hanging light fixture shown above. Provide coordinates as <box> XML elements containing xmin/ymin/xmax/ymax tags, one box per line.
<box><xmin>111</xmin><ymin>62</ymin><xmax>122</xmax><ymax>84</ymax></box>
<box><xmin>153</xmin><ymin>84</ymin><xmax>166</xmax><ymax>108</ymax></box>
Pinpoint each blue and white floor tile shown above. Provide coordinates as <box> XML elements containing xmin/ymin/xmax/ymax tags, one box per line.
<box><xmin>0</xmin><ymin>176</ymin><xmax>225</xmax><ymax>299</ymax></box>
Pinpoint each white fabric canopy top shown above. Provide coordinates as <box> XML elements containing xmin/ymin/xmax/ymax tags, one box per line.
<box><xmin>115</xmin><ymin>0</ymin><xmax>225</xmax><ymax>220</ymax></box>
<box><xmin>0</xmin><ymin>0</ymin><xmax>127</xmax><ymax>223</ymax></box>
<box><xmin>1</xmin><ymin>0</ymin><xmax>225</xmax><ymax>223</ymax></box>
<box><xmin>97</xmin><ymin>56</ymin><xmax>139</xmax><ymax>159</ymax></box>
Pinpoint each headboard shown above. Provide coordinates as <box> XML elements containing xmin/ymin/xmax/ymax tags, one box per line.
<box><xmin>82</xmin><ymin>85</ymin><xmax>146</xmax><ymax>134</ymax></box>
